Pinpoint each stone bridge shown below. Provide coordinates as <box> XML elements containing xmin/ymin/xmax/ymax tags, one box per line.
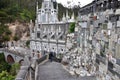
<box><xmin>0</xmin><ymin>48</ymin><xmax>27</xmax><ymax>64</ymax></box>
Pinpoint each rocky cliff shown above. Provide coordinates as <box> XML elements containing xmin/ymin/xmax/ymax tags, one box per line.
<box><xmin>8</xmin><ymin>21</ymin><xmax>30</xmax><ymax>41</ymax></box>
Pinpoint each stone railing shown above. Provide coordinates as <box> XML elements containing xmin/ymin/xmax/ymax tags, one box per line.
<box><xmin>15</xmin><ymin>55</ymin><xmax>48</xmax><ymax>80</ymax></box>
<box><xmin>15</xmin><ymin>55</ymin><xmax>31</xmax><ymax>80</ymax></box>
<box><xmin>36</xmin><ymin>55</ymin><xmax>48</xmax><ymax>64</ymax></box>
<box><xmin>15</xmin><ymin>66</ymin><xmax>30</xmax><ymax>80</ymax></box>
<box><xmin>35</xmin><ymin>55</ymin><xmax>49</xmax><ymax>80</ymax></box>
<box><xmin>0</xmin><ymin>48</ymin><xmax>25</xmax><ymax>57</ymax></box>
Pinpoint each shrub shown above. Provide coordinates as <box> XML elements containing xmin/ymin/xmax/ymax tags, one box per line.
<box><xmin>26</xmin><ymin>40</ymin><xmax>30</xmax><ymax>48</ymax></box>
<box><xmin>5</xmin><ymin>29</ymin><xmax>12</xmax><ymax>35</ymax></box>
<box><xmin>0</xmin><ymin>53</ymin><xmax>11</xmax><ymax>73</ymax></box>
<box><xmin>13</xmin><ymin>36</ymin><xmax>19</xmax><ymax>41</ymax></box>
<box><xmin>0</xmin><ymin>11</ymin><xmax>7</xmax><ymax>17</ymax></box>
<box><xmin>3</xmin><ymin>35</ymin><xmax>10</xmax><ymax>41</ymax></box>
<box><xmin>10</xmin><ymin>63</ymin><xmax>20</xmax><ymax>76</ymax></box>
<box><xmin>69</xmin><ymin>22</ymin><xmax>75</xmax><ymax>33</ymax></box>
<box><xmin>0</xmin><ymin>71</ymin><xmax>15</xmax><ymax>80</ymax></box>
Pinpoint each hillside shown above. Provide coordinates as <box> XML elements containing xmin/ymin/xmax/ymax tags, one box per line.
<box><xmin>0</xmin><ymin>0</ymin><xmax>79</xmax><ymax>22</ymax></box>
<box><xmin>0</xmin><ymin>0</ymin><xmax>79</xmax><ymax>42</ymax></box>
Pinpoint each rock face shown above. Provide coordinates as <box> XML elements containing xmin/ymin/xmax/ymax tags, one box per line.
<box><xmin>63</xmin><ymin>7</ymin><xmax>120</xmax><ymax>79</ymax></box>
<box><xmin>62</xmin><ymin>33</ymin><xmax>96</xmax><ymax>77</ymax></box>
<box><xmin>69</xmin><ymin>8</ymin><xmax>120</xmax><ymax>80</ymax></box>
<box><xmin>8</xmin><ymin>21</ymin><xmax>30</xmax><ymax>41</ymax></box>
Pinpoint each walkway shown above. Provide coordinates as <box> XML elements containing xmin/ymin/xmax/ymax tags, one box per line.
<box><xmin>37</xmin><ymin>61</ymin><xmax>96</xmax><ymax>80</ymax></box>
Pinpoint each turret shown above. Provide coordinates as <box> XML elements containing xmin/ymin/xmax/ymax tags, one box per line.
<box><xmin>68</xmin><ymin>12</ymin><xmax>75</xmax><ymax>23</ymax></box>
<box><xmin>36</xmin><ymin>2</ymin><xmax>38</xmax><ymax>13</ymax></box>
<box><xmin>29</xmin><ymin>20</ymin><xmax>33</xmax><ymax>35</ymax></box>
<box><xmin>66</xmin><ymin>10</ymin><xmax>70</xmax><ymax>21</ymax></box>
<box><xmin>62</xmin><ymin>13</ymin><xmax>66</xmax><ymax>22</ymax></box>
<box><xmin>71</xmin><ymin>12</ymin><xmax>75</xmax><ymax>20</ymax></box>
<box><xmin>57</xmin><ymin>2</ymin><xmax>58</xmax><ymax>11</ymax></box>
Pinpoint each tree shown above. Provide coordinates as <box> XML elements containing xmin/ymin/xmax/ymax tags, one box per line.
<box><xmin>0</xmin><ymin>0</ymin><xmax>10</xmax><ymax>9</ymax></box>
<box><xmin>3</xmin><ymin>36</ymin><xmax>10</xmax><ymax>42</ymax></box>
<box><xmin>13</xmin><ymin>36</ymin><xmax>19</xmax><ymax>41</ymax></box>
<box><xmin>0</xmin><ymin>53</ymin><xmax>20</xmax><ymax>79</ymax></box>
<box><xmin>0</xmin><ymin>24</ymin><xmax>11</xmax><ymax>42</ymax></box>
<box><xmin>0</xmin><ymin>71</ymin><xmax>15</xmax><ymax>80</ymax></box>
<box><xmin>69</xmin><ymin>22</ymin><xmax>75</xmax><ymax>33</ymax></box>
<box><xmin>0</xmin><ymin>53</ymin><xmax>11</xmax><ymax>73</ymax></box>
<box><xmin>5</xmin><ymin>29</ymin><xmax>12</xmax><ymax>35</ymax></box>
<box><xmin>20</xmin><ymin>9</ymin><xmax>32</xmax><ymax>21</ymax></box>
<box><xmin>0</xmin><ymin>53</ymin><xmax>5</xmax><ymax>62</ymax></box>
<box><xmin>10</xmin><ymin>63</ymin><xmax>20</xmax><ymax>76</ymax></box>
<box><xmin>26</xmin><ymin>40</ymin><xmax>30</xmax><ymax>48</ymax></box>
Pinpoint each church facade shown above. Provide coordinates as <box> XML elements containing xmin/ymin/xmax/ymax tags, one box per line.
<box><xmin>29</xmin><ymin>0</ymin><xmax>75</xmax><ymax>57</ymax></box>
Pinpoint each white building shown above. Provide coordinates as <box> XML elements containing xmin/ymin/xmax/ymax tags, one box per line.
<box><xmin>30</xmin><ymin>0</ymin><xmax>75</xmax><ymax>57</ymax></box>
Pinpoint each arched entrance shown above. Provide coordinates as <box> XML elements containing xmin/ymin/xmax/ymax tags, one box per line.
<box><xmin>19</xmin><ymin>59</ymin><xmax>24</xmax><ymax>65</ymax></box>
<box><xmin>7</xmin><ymin>55</ymin><xmax>15</xmax><ymax>64</ymax></box>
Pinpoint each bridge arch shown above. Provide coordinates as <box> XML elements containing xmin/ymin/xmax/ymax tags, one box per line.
<box><xmin>7</xmin><ymin>55</ymin><xmax>15</xmax><ymax>64</ymax></box>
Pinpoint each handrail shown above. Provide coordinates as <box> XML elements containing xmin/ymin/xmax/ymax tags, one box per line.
<box><xmin>36</xmin><ymin>55</ymin><xmax>48</xmax><ymax>64</ymax></box>
<box><xmin>15</xmin><ymin>55</ymin><xmax>48</xmax><ymax>80</ymax></box>
<box><xmin>35</xmin><ymin>54</ymin><xmax>48</xmax><ymax>80</ymax></box>
<box><xmin>15</xmin><ymin>66</ymin><xmax>29</xmax><ymax>80</ymax></box>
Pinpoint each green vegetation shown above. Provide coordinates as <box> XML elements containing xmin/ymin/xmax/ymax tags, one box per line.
<box><xmin>20</xmin><ymin>9</ymin><xmax>34</xmax><ymax>21</ymax></box>
<box><xmin>0</xmin><ymin>71</ymin><xmax>15</xmax><ymax>80</ymax></box>
<box><xmin>0</xmin><ymin>0</ymin><xmax>77</xmax><ymax>40</ymax></box>
<box><xmin>0</xmin><ymin>0</ymin><xmax>79</xmax><ymax>23</ymax></box>
<box><xmin>0</xmin><ymin>24</ymin><xmax>11</xmax><ymax>42</ymax></box>
<box><xmin>0</xmin><ymin>0</ymin><xmax>79</xmax><ymax>43</ymax></box>
<box><xmin>26</xmin><ymin>40</ymin><xmax>30</xmax><ymax>48</ymax></box>
<box><xmin>0</xmin><ymin>0</ymin><xmax>36</xmax><ymax>23</ymax></box>
<box><xmin>13</xmin><ymin>36</ymin><xmax>19</xmax><ymax>41</ymax></box>
<box><xmin>0</xmin><ymin>53</ymin><xmax>11</xmax><ymax>72</ymax></box>
<box><xmin>10</xmin><ymin>63</ymin><xmax>20</xmax><ymax>76</ymax></box>
<box><xmin>69</xmin><ymin>22</ymin><xmax>76</xmax><ymax>33</ymax></box>
<box><xmin>0</xmin><ymin>53</ymin><xmax>20</xmax><ymax>79</ymax></box>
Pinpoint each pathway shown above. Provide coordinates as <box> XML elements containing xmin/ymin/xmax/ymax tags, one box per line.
<box><xmin>37</xmin><ymin>61</ymin><xmax>96</xmax><ymax>80</ymax></box>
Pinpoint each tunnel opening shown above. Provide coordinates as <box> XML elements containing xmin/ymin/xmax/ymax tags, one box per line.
<box><xmin>19</xmin><ymin>59</ymin><xmax>24</xmax><ymax>65</ymax></box>
<box><xmin>7</xmin><ymin>55</ymin><xmax>15</xmax><ymax>64</ymax></box>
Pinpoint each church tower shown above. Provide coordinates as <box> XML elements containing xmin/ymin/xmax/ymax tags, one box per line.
<box><xmin>37</xmin><ymin>0</ymin><xmax>58</xmax><ymax>23</ymax></box>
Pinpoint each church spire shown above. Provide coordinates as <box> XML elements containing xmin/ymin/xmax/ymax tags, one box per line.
<box><xmin>62</xmin><ymin>13</ymin><xmax>66</xmax><ymax>22</ymax></box>
<box><xmin>66</xmin><ymin>10</ymin><xmax>70</xmax><ymax>20</ymax></box>
<box><xmin>56</xmin><ymin>2</ymin><xmax>58</xmax><ymax>15</ymax></box>
<box><xmin>71</xmin><ymin>12</ymin><xmax>75</xmax><ymax>20</ymax></box>
<box><xmin>29</xmin><ymin>20</ymin><xmax>33</xmax><ymax>34</ymax></box>
<box><xmin>57</xmin><ymin>3</ymin><xmax>58</xmax><ymax>11</ymax></box>
<box><xmin>36</xmin><ymin>2</ymin><xmax>38</xmax><ymax>12</ymax></box>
